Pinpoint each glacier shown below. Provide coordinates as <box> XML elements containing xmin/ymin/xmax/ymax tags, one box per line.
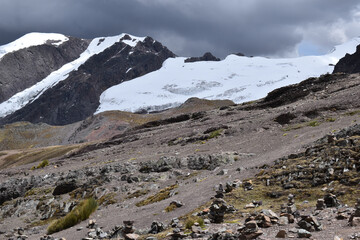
<box><xmin>96</xmin><ymin>38</ymin><xmax>360</xmax><ymax>114</ymax></box>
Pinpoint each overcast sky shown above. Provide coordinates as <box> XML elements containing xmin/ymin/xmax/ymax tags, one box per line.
<box><xmin>0</xmin><ymin>0</ymin><xmax>359</xmax><ymax>58</ymax></box>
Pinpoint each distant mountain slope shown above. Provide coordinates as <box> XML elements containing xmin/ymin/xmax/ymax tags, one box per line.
<box><xmin>0</xmin><ymin>34</ymin><xmax>175</xmax><ymax>125</ymax></box>
<box><xmin>0</xmin><ymin>33</ymin><xmax>89</xmax><ymax>102</ymax></box>
<box><xmin>96</xmin><ymin>38</ymin><xmax>360</xmax><ymax>113</ymax></box>
<box><xmin>0</xmin><ymin>33</ymin><xmax>359</xmax><ymax>126</ymax></box>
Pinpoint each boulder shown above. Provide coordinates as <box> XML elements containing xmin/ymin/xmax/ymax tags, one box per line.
<box><xmin>53</xmin><ymin>180</ymin><xmax>78</xmax><ymax>196</ymax></box>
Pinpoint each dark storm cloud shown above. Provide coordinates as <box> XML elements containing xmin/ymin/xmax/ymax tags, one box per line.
<box><xmin>0</xmin><ymin>0</ymin><xmax>359</xmax><ymax>58</ymax></box>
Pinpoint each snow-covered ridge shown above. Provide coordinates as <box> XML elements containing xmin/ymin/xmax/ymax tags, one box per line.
<box><xmin>96</xmin><ymin>37</ymin><xmax>360</xmax><ymax>114</ymax></box>
<box><xmin>0</xmin><ymin>33</ymin><xmax>69</xmax><ymax>60</ymax></box>
<box><xmin>0</xmin><ymin>33</ymin><xmax>146</xmax><ymax>118</ymax></box>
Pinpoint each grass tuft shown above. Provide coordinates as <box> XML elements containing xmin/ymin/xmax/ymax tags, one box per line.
<box><xmin>47</xmin><ymin>198</ymin><xmax>97</xmax><ymax>234</ymax></box>
<box><xmin>185</xmin><ymin>216</ymin><xmax>205</xmax><ymax>229</ymax></box>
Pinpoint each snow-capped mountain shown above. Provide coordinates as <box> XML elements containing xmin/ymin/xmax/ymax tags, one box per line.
<box><xmin>0</xmin><ymin>33</ymin><xmax>145</xmax><ymax>118</ymax></box>
<box><xmin>0</xmin><ymin>33</ymin><xmax>175</xmax><ymax>125</ymax></box>
<box><xmin>0</xmin><ymin>32</ymin><xmax>359</xmax><ymax>126</ymax></box>
<box><xmin>96</xmin><ymin>38</ymin><xmax>360</xmax><ymax>113</ymax></box>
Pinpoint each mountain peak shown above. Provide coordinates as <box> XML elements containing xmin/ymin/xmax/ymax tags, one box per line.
<box><xmin>0</xmin><ymin>32</ymin><xmax>69</xmax><ymax>59</ymax></box>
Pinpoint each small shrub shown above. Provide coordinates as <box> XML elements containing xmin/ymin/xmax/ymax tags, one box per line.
<box><xmin>326</xmin><ymin>118</ymin><xmax>336</xmax><ymax>122</ymax></box>
<box><xmin>185</xmin><ymin>216</ymin><xmax>205</xmax><ymax>229</ymax></box>
<box><xmin>37</xmin><ymin>159</ymin><xmax>49</xmax><ymax>168</ymax></box>
<box><xmin>208</xmin><ymin>129</ymin><xmax>223</xmax><ymax>139</ymax></box>
<box><xmin>164</xmin><ymin>203</ymin><xmax>177</xmax><ymax>212</ymax></box>
<box><xmin>307</xmin><ymin>121</ymin><xmax>320</xmax><ymax>127</ymax></box>
<box><xmin>47</xmin><ymin>198</ymin><xmax>97</xmax><ymax>234</ymax></box>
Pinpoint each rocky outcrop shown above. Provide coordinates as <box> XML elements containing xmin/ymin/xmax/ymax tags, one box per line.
<box><xmin>1</xmin><ymin>35</ymin><xmax>176</xmax><ymax>125</ymax></box>
<box><xmin>333</xmin><ymin>44</ymin><xmax>360</xmax><ymax>73</ymax></box>
<box><xmin>185</xmin><ymin>52</ymin><xmax>220</xmax><ymax>63</ymax></box>
<box><xmin>0</xmin><ymin>37</ymin><xmax>89</xmax><ymax>103</ymax></box>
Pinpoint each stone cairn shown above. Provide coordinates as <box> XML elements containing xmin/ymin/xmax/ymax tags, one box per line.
<box><xmin>209</xmin><ymin>198</ymin><xmax>230</xmax><ymax>223</ymax></box>
<box><xmin>215</xmin><ymin>183</ymin><xmax>224</xmax><ymax>198</ymax></box>
<box><xmin>209</xmin><ymin>183</ymin><xmax>236</xmax><ymax>223</ymax></box>
<box><xmin>123</xmin><ymin>221</ymin><xmax>139</xmax><ymax>240</ymax></box>
<box><xmin>280</xmin><ymin>194</ymin><xmax>297</xmax><ymax>223</ymax></box>
<box><xmin>148</xmin><ymin>221</ymin><xmax>165</xmax><ymax>234</ymax></box>
<box><xmin>349</xmin><ymin>198</ymin><xmax>360</xmax><ymax>227</ymax></box>
<box><xmin>323</xmin><ymin>193</ymin><xmax>340</xmax><ymax>208</ymax></box>
<box><xmin>316</xmin><ymin>199</ymin><xmax>326</xmax><ymax>210</ymax></box>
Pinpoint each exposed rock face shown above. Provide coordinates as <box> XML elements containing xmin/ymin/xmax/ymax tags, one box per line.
<box><xmin>0</xmin><ymin>37</ymin><xmax>89</xmax><ymax>103</ymax></box>
<box><xmin>1</xmin><ymin>35</ymin><xmax>175</xmax><ymax>125</ymax></box>
<box><xmin>333</xmin><ymin>45</ymin><xmax>360</xmax><ymax>73</ymax></box>
<box><xmin>185</xmin><ymin>52</ymin><xmax>220</xmax><ymax>63</ymax></box>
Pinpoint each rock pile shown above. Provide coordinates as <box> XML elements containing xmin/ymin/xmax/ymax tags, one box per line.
<box><xmin>190</xmin><ymin>222</ymin><xmax>207</xmax><ymax>238</ymax></box>
<box><xmin>169</xmin><ymin>228</ymin><xmax>187</xmax><ymax>240</ymax></box>
<box><xmin>279</xmin><ymin>194</ymin><xmax>297</xmax><ymax>224</ymax></box>
<box><xmin>252</xmin><ymin>209</ymin><xmax>279</xmax><ymax>228</ymax></box>
<box><xmin>243</xmin><ymin>180</ymin><xmax>253</xmax><ymax>191</ymax></box>
<box><xmin>209</xmin><ymin>198</ymin><xmax>236</xmax><ymax>223</ymax></box>
<box><xmin>349</xmin><ymin>198</ymin><xmax>360</xmax><ymax>227</ymax></box>
<box><xmin>298</xmin><ymin>215</ymin><xmax>322</xmax><ymax>232</ymax></box>
<box><xmin>6</xmin><ymin>229</ymin><xmax>28</xmax><ymax>240</ymax></box>
<box><xmin>238</xmin><ymin>220</ymin><xmax>263</xmax><ymax>239</ymax></box>
<box><xmin>324</xmin><ymin>193</ymin><xmax>340</xmax><ymax>208</ymax></box>
<box><xmin>148</xmin><ymin>221</ymin><xmax>165</xmax><ymax>234</ymax></box>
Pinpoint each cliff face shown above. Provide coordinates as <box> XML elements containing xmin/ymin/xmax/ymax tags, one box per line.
<box><xmin>0</xmin><ymin>36</ymin><xmax>175</xmax><ymax>125</ymax></box>
<box><xmin>333</xmin><ymin>44</ymin><xmax>360</xmax><ymax>74</ymax></box>
<box><xmin>0</xmin><ymin>37</ymin><xmax>89</xmax><ymax>103</ymax></box>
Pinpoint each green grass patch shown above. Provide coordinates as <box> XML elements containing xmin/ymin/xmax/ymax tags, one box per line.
<box><xmin>136</xmin><ymin>184</ymin><xmax>178</xmax><ymax>207</ymax></box>
<box><xmin>282</xmin><ymin>119</ymin><xmax>322</xmax><ymax>131</ymax></box>
<box><xmin>98</xmin><ymin>193</ymin><xmax>117</xmax><ymax>206</ymax></box>
<box><xmin>24</xmin><ymin>187</ymin><xmax>52</xmax><ymax>197</ymax></box>
<box><xmin>126</xmin><ymin>189</ymin><xmax>150</xmax><ymax>199</ymax></box>
<box><xmin>165</xmin><ymin>202</ymin><xmax>178</xmax><ymax>212</ymax></box>
<box><xmin>326</xmin><ymin>118</ymin><xmax>336</xmax><ymax>122</ymax></box>
<box><xmin>344</xmin><ymin>110</ymin><xmax>360</xmax><ymax>116</ymax></box>
<box><xmin>185</xmin><ymin>216</ymin><xmax>205</xmax><ymax>229</ymax></box>
<box><xmin>307</xmin><ymin>120</ymin><xmax>320</xmax><ymax>127</ymax></box>
<box><xmin>208</xmin><ymin>129</ymin><xmax>223</xmax><ymax>139</ymax></box>
<box><xmin>47</xmin><ymin>198</ymin><xmax>97</xmax><ymax>234</ymax></box>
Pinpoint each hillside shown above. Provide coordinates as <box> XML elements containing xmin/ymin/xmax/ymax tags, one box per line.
<box><xmin>0</xmin><ymin>69</ymin><xmax>359</xmax><ymax>239</ymax></box>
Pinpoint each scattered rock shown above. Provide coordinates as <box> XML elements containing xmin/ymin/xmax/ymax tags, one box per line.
<box><xmin>148</xmin><ymin>221</ymin><xmax>165</xmax><ymax>234</ymax></box>
<box><xmin>298</xmin><ymin>215</ymin><xmax>322</xmax><ymax>232</ymax></box>
<box><xmin>243</xmin><ymin>180</ymin><xmax>253</xmax><ymax>191</ymax></box>
<box><xmin>298</xmin><ymin>229</ymin><xmax>312</xmax><ymax>238</ymax></box>
<box><xmin>275</xmin><ymin>229</ymin><xmax>287</xmax><ymax>238</ymax></box>
<box><xmin>238</xmin><ymin>220</ymin><xmax>263</xmax><ymax>239</ymax></box>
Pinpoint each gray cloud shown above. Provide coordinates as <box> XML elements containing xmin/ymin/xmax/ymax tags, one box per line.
<box><xmin>0</xmin><ymin>0</ymin><xmax>359</xmax><ymax>58</ymax></box>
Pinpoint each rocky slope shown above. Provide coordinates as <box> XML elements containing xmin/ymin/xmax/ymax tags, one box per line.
<box><xmin>0</xmin><ymin>70</ymin><xmax>359</xmax><ymax>239</ymax></box>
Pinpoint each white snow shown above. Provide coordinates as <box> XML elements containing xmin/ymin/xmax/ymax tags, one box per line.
<box><xmin>0</xmin><ymin>33</ymin><xmax>146</xmax><ymax>118</ymax></box>
<box><xmin>96</xmin><ymin>38</ymin><xmax>360</xmax><ymax>113</ymax></box>
<box><xmin>0</xmin><ymin>33</ymin><xmax>69</xmax><ymax>60</ymax></box>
